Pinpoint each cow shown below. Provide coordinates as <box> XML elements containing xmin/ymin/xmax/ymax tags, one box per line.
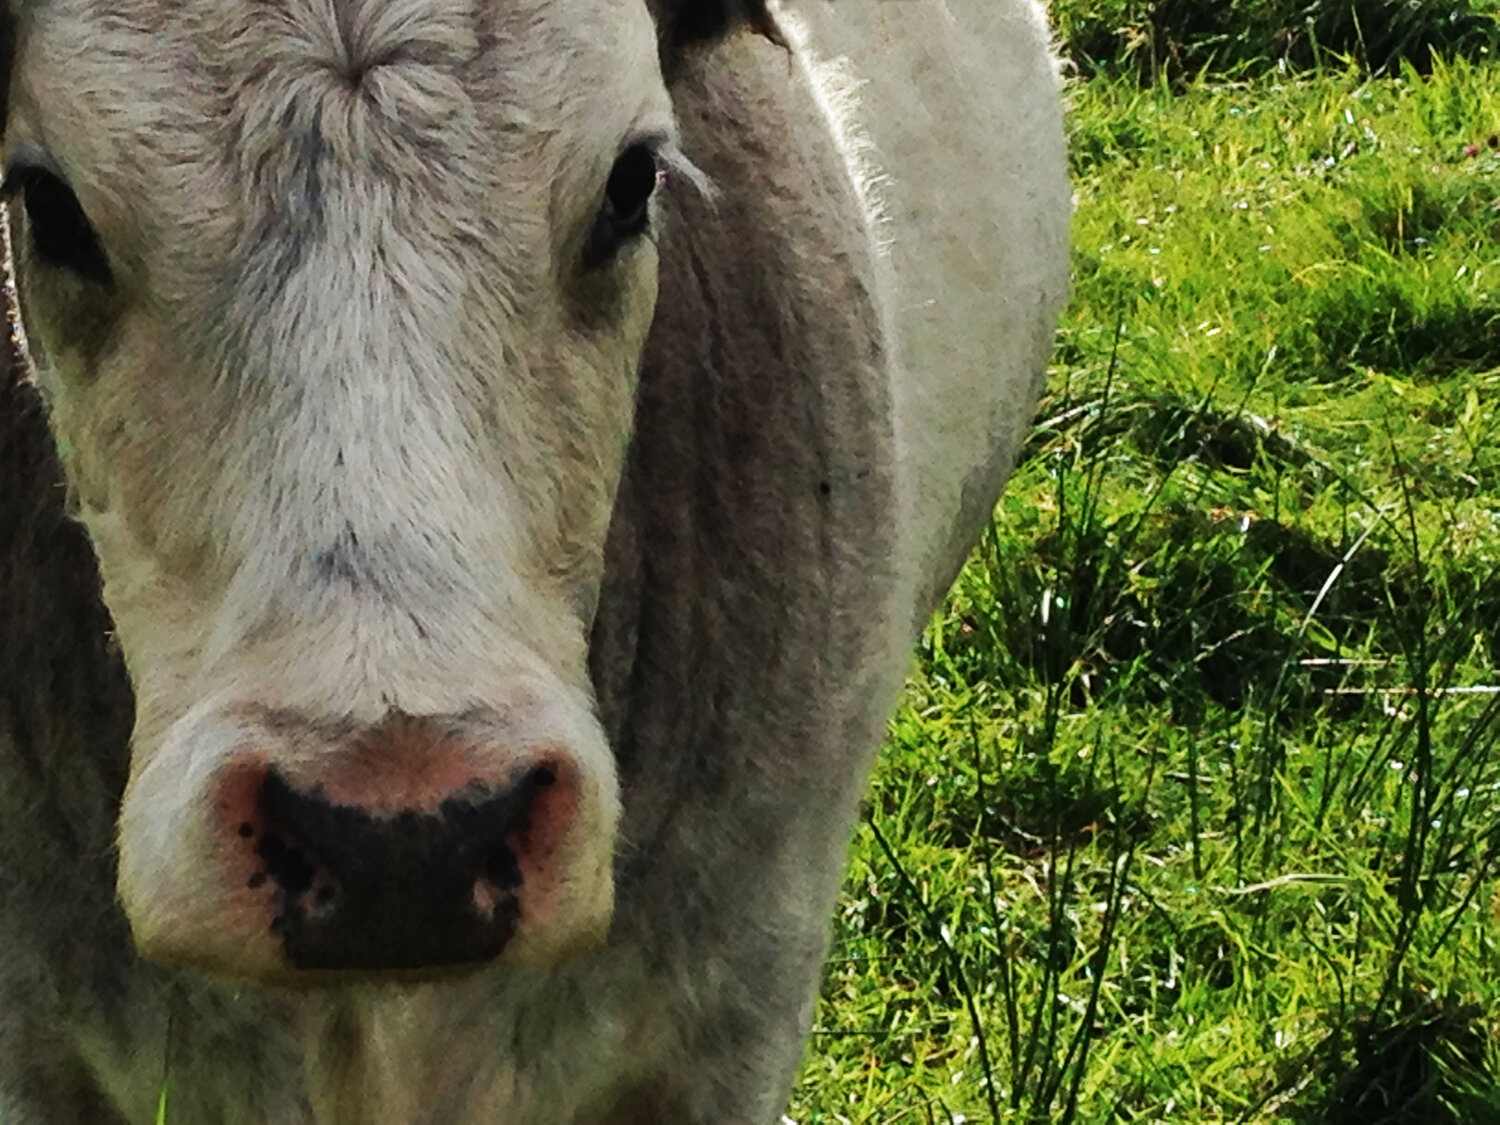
<box><xmin>0</xmin><ymin>0</ymin><xmax>1068</xmax><ymax>1119</ymax></box>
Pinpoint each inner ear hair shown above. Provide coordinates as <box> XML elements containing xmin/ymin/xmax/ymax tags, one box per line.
<box><xmin>654</xmin><ymin>0</ymin><xmax>785</xmax><ymax>77</ymax></box>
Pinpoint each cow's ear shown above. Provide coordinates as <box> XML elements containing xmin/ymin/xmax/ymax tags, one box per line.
<box><xmin>652</xmin><ymin>0</ymin><xmax>782</xmax><ymax>76</ymax></box>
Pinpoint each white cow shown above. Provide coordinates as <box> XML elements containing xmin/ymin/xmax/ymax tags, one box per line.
<box><xmin>0</xmin><ymin>0</ymin><xmax>1067</xmax><ymax>1118</ymax></box>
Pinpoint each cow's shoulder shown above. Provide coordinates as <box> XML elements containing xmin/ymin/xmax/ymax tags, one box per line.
<box><xmin>776</xmin><ymin>0</ymin><xmax>1072</xmax><ymax>624</ymax></box>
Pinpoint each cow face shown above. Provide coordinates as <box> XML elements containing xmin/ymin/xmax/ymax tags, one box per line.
<box><xmin>2</xmin><ymin>0</ymin><xmax>687</xmax><ymax>981</ymax></box>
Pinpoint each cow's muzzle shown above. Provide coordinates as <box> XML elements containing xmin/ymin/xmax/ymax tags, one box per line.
<box><xmin>117</xmin><ymin>706</ymin><xmax>618</xmax><ymax>983</ymax></box>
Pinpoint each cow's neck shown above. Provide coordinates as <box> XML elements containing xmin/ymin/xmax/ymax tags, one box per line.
<box><xmin>589</xmin><ymin>29</ymin><xmax>899</xmax><ymax>946</ymax></box>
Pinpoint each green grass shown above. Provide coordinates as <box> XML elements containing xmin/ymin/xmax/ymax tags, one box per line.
<box><xmin>1055</xmin><ymin>0</ymin><xmax>1500</xmax><ymax>83</ymax></box>
<box><xmin>788</xmin><ymin>11</ymin><xmax>1500</xmax><ymax>1124</ymax></box>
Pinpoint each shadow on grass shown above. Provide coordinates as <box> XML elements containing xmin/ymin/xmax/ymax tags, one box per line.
<box><xmin>1292</xmin><ymin>283</ymin><xmax>1500</xmax><ymax>385</ymax></box>
<box><xmin>1264</xmin><ymin>993</ymin><xmax>1496</xmax><ymax>1124</ymax></box>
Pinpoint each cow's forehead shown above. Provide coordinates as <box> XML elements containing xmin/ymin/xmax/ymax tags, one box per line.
<box><xmin>7</xmin><ymin>0</ymin><xmax>673</xmax><ymax>251</ymax></box>
<box><xmin>14</xmin><ymin>0</ymin><xmax>664</xmax><ymax>85</ymax></box>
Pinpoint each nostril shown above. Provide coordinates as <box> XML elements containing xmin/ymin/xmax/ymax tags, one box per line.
<box><xmin>486</xmin><ymin>847</ymin><xmax>523</xmax><ymax>888</ymax></box>
<box><xmin>256</xmin><ymin>831</ymin><xmax>317</xmax><ymax>900</ymax></box>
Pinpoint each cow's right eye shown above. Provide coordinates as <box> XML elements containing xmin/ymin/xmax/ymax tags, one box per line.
<box><xmin>583</xmin><ymin>145</ymin><xmax>660</xmax><ymax>268</ymax></box>
<box><xmin>2</xmin><ymin>165</ymin><xmax>113</xmax><ymax>287</ymax></box>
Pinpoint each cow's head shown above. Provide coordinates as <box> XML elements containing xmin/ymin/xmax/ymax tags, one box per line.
<box><xmin>1</xmin><ymin>0</ymin><xmax>765</xmax><ymax>981</ymax></box>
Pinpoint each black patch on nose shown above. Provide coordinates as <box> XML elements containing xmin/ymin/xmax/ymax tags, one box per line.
<box><xmin>255</xmin><ymin>767</ymin><xmax>552</xmax><ymax>972</ymax></box>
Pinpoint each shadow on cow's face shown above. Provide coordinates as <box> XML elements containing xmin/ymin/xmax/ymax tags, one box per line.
<box><xmin>0</xmin><ymin>0</ymin><xmax>681</xmax><ymax>982</ymax></box>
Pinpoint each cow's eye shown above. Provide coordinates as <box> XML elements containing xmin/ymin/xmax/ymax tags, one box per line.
<box><xmin>583</xmin><ymin>145</ymin><xmax>659</xmax><ymax>267</ymax></box>
<box><xmin>2</xmin><ymin>164</ymin><xmax>113</xmax><ymax>287</ymax></box>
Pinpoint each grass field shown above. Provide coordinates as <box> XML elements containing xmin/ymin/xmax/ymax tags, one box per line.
<box><xmin>787</xmin><ymin>3</ymin><xmax>1500</xmax><ymax>1122</ymax></box>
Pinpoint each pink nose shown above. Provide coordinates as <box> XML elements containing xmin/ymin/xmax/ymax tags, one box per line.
<box><xmin>210</xmin><ymin>712</ymin><xmax>584</xmax><ymax>975</ymax></box>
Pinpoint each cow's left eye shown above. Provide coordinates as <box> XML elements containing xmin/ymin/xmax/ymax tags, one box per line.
<box><xmin>584</xmin><ymin>145</ymin><xmax>658</xmax><ymax>267</ymax></box>
<box><xmin>2</xmin><ymin>163</ymin><xmax>113</xmax><ymax>287</ymax></box>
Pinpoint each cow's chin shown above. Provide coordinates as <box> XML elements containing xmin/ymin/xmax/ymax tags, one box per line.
<box><xmin>115</xmin><ymin>694</ymin><xmax>620</xmax><ymax>987</ymax></box>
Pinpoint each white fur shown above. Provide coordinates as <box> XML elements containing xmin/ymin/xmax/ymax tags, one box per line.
<box><xmin>779</xmin><ymin>0</ymin><xmax>1071</xmax><ymax>620</ymax></box>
